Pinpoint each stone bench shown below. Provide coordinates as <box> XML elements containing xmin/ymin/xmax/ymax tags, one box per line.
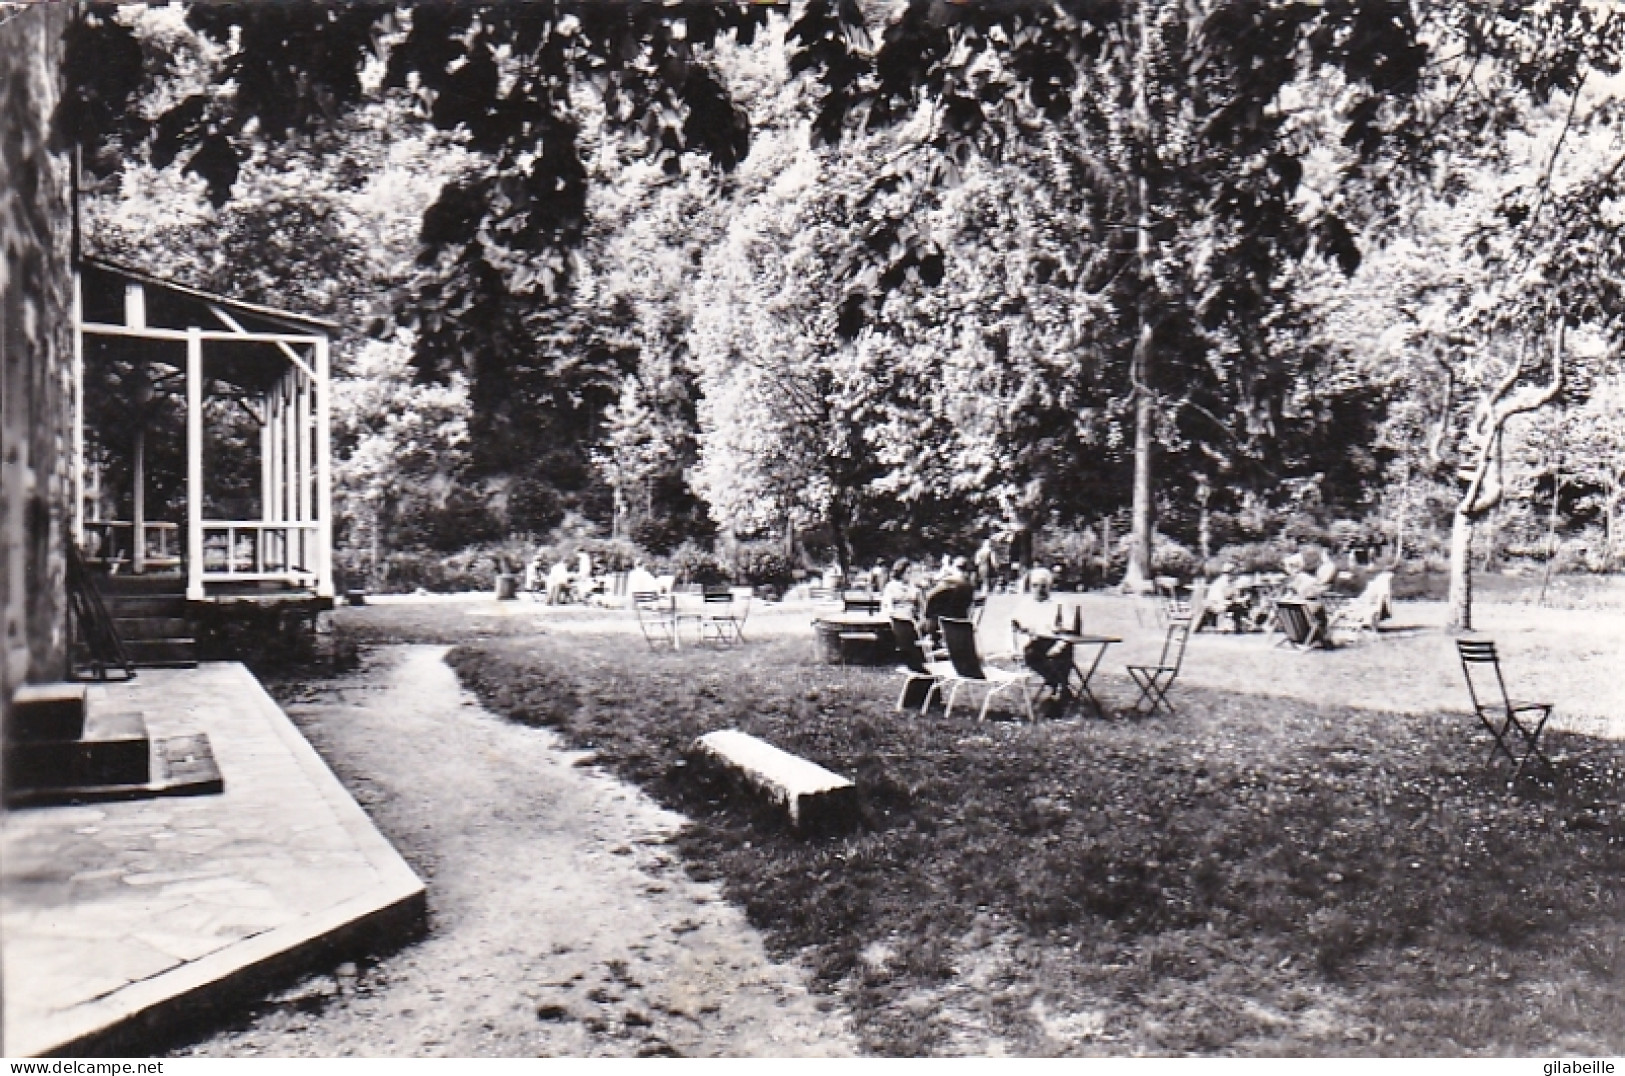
<box><xmin>692</xmin><ymin>729</ymin><xmax>857</xmax><ymax>832</ymax></box>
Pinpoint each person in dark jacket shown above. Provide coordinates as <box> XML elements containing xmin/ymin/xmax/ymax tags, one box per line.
<box><xmin>921</xmin><ymin>560</ymin><xmax>975</xmax><ymax>648</ymax></box>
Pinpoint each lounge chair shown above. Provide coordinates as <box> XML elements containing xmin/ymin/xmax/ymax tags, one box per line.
<box><xmin>1330</xmin><ymin>570</ymin><xmax>1393</xmax><ymax>641</ymax></box>
<box><xmin>939</xmin><ymin>617</ymin><xmax>1036</xmax><ymax>722</ymax></box>
<box><xmin>891</xmin><ymin>616</ymin><xmax>955</xmax><ymax>712</ymax></box>
<box><xmin>1273</xmin><ymin>597</ymin><xmax>1329</xmax><ymax>650</ymax></box>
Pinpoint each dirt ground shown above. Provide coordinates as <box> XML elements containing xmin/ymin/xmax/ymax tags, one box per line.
<box><xmin>173</xmin><ymin>645</ymin><xmax>854</xmax><ymax>1058</ymax></box>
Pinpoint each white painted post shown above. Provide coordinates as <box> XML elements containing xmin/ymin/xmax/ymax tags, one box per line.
<box><xmin>260</xmin><ymin>381</ymin><xmax>272</xmax><ymax>571</ymax></box>
<box><xmin>295</xmin><ymin>368</ymin><xmax>310</xmax><ymax>575</ymax></box>
<box><xmin>314</xmin><ymin>336</ymin><xmax>334</xmax><ymax>598</ymax></box>
<box><xmin>123</xmin><ymin>282</ymin><xmax>145</xmax><ymax>329</ymax></box>
<box><xmin>186</xmin><ymin>327</ymin><xmax>204</xmax><ymax>601</ymax></box>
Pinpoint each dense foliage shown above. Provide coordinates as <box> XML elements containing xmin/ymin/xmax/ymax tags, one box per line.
<box><xmin>69</xmin><ymin>1</ymin><xmax>1625</xmax><ymax>609</ymax></box>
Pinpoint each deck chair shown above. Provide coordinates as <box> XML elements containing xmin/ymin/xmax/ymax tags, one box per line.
<box><xmin>939</xmin><ymin>617</ymin><xmax>1036</xmax><ymax>722</ymax></box>
<box><xmin>632</xmin><ymin>591</ymin><xmax>678</xmax><ymax>650</ymax></box>
<box><xmin>891</xmin><ymin>616</ymin><xmax>956</xmax><ymax>712</ymax></box>
<box><xmin>697</xmin><ymin>587</ymin><xmax>746</xmax><ymax>645</ymax></box>
<box><xmin>1330</xmin><ymin>570</ymin><xmax>1393</xmax><ymax>641</ymax></box>
<box><xmin>1127</xmin><ymin>618</ymin><xmax>1192</xmax><ymax>715</ymax></box>
<box><xmin>1273</xmin><ymin>598</ymin><xmax>1328</xmax><ymax>650</ymax></box>
<box><xmin>1457</xmin><ymin>639</ymin><xmax>1553</xmax><ymax>779</ymax></box>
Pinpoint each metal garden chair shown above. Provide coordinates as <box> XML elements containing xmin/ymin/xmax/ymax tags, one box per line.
<box><xmin>1126</xmin><ymin>617</ymin><xmax>1192</xmax><ymax>716</ymax></box>
<box><xmin>1457</xmin><ymin>639</ymin><xmax>1553</xmax><ymax>780</ymax></box>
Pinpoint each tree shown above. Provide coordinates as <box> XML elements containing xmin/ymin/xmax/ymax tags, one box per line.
<box><xmin>786</xmin><ymin>0</ymin><xmax>1438</xmax><ymax>586</ymax></box>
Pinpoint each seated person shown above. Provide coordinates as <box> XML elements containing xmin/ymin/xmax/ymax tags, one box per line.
<box><xmin>1314</xmin><ymin>550</ymin><xmax>1340</xmax><ymax>589</ymax></box>
<box><xmin>1202</xmin><ymin>564</ymin><xmax>1251</xmax><ymax>632</ymax></box>
<box><xmin>880</xmin><ymin>558</ymin><xmax>920</xmax><ymax>620</ymax></box>
<box><xmin>1284</xmin><ymin>554</ymin><xmax>1331</xmax><ymax>641</ymax></box>
<box><xmin>1005</xmin><ymin>589</ymin><xmax>1076</xmax><ymax>702</ymax></box>
<box><xmin>626</xmin><ymin>560</ymin><xmax>659</xmax><ymax>598</ymax></box>
<box><xmin>1024</xmin><ymin>563</ymin><xmax>1054</xmax><ymax>600</ymax></box>
<box><xmin>921</xmin><ymin>563</ymin><xmax>975</xmax><ymax>647</ymax></box>
<box><xmin>546</xmin><ymin>560</ymin><xmax>573</xmax><ymax>605</ymax></box>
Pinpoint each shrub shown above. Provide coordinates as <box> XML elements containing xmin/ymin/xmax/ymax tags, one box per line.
<box><xmin>670</xmin><ymin>540</ymin><xmax>729</xmax><ymax>585</ymax></box>
<box><xmin>1150</xmin><ymin>537</ymin><xmax>1199</xmax><ymax>581</ymax></box>
<box><xmin>389</xmin><ymin>486</ymin><xmax>504</xmax><ymax>553</ymax></box>
<box><xmin>574</xmin><ymin>537</ymin><xmax>644</xmax><ymax>574</ymax></box>
<box><xmin>507</xmin><ymin>475</ymin><xmax>565</xmax><ymax>536</ymax></box>
<box><xmin>731</xmin><ymin>540</ymin><xmax>794</xmax><ymax>588</ymax></box>
<box><xmin>1213</xmin><ymin>539</ymin><xmax>1297</xmax><ymax>576</ymax></box>
<box><xmin>1034</xmin><ymin>526</ymin><xmax>1104</xmax><ymax>589</ymax></box>
<box><xmin>374</xmin><ymin>551</ymin><xmax>490</xmax><ymax>593</ymax></box>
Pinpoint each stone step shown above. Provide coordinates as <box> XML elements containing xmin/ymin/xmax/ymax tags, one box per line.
<box><xmin>4</xmin><ymin>709</ymin><xmax>151</xmax><ymax>791</ymax></box>
<box><xmin>5</xmin><ymin>732</ymin><xmax>224</xmax><ymax>807</ymax></box>
<box><xmin>11</xmin><ymin>683</ymin><xmax>88</xmax><ymax>741</ymax></box>
<box><xmin>691</xmin><ymin>729</ymin><xmax>858</xmax><ymax>832</ymax></box>
<box><xmin>113</xmin><ymin>616</ymin><xmax>192</xmax><ymax>640</ymax></box>
<box><xmin>102</xmin><ymin>595</ymin><xmax>189</xmax><ymax>618</ymax></box>
<box><xmin>123</xmin><ymin>638</ymin><xmax>198</xmax><ymax>668</ymax></box>
<box><xmin>96</xmin><ymin>574</ymin><xmax>187</xmax><ymax>595</ymax></box>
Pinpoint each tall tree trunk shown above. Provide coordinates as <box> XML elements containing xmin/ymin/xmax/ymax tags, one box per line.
<box><xmin>1123</xmin><ymin>4</ymin><xmax>1156</xmax><ymax>593</ymax></box>
<box><xmin>828</xmin><ymin>500</ymin><xmax>851</xmax><ymax>577</ymax></box>
<box><xmin>1196</xmin><ymin>479</ymin><xmax>1211</xmax><ymax>563</ymax></box>
<box><xmin>1539</xmin><ymin>473</ymin><xmax>1562</xmax><ymax>606</ymax></box>
<box><xmin>1445</xmin><ymin>508</ymin><xmax>1476</xmax><ymax>632</ymax></box>
<box><xmin>1125</xmin><ymin>354</ymin><xmax>1154</xmax><ymax>590</ymax></box>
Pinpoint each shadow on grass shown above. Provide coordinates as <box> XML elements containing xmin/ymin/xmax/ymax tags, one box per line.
<box><xmin>441</xmin><ymin>631</ymin><xmax>1625</xmax><ymax>1057</ymax></box>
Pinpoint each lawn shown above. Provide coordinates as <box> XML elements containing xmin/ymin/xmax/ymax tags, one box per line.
<box><xmin>403</xmin><ymin>611</ymin><xmax>1625</xmax><ymax>1057</ymax></box>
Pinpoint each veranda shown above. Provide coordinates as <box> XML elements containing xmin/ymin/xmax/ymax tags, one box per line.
<box><xmin>73</xmin><ymin>258</ymin><xmax>335</xmax><ymax>602</ymax></box>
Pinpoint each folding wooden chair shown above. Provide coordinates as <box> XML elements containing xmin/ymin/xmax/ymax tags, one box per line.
<box><xmin>939</xmin><ymin>617</ymin><xmax>1036</xmax><ymax>722</ymax></box>
<box><xmin>698</xmin><ymin>587</ymin><xmax>746</xmax><ymax>645</ymax></box>
<box><xmin>1127</xmin><ymin>617</ymin><xmax>1192</xmax><ymax>715</ymax></box>
<box><xmin>1272</xmin><ymin>598</ymin><xmax>1328</xmax><ymax>651</ymax></box>
<box><xmin>1457</xmin><ymin>639</ymin><xmax>1553</xmax><ymax>780</ymax></box>
<box><xmin>632</xmin><ymin>591</ymin><xmax>678</xmax><ymax>650</ymax></box>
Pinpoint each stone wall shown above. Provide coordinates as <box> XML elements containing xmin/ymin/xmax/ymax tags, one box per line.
<box><xmin>1</xmin><ymin>3</ymin><xmax>74</xmax><ymax>777</ymax></box>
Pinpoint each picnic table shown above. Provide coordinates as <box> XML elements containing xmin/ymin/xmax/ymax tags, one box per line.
<box><xmin>1032</xmin><ymin>631</ymin><xmax>1121</xmax><ymax>719</ymax></box>
<box><xmin>812</xmin><ymin>614</ymin><xmax>897</xmax><ymax>665</ymax></box>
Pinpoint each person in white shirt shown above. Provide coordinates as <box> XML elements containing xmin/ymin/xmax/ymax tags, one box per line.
<box><xmin>880</xmin><ymin>559</ymin><xmax>920</xmax><ymax>620</ymax></box>
<box><xmin>626</xmin><ymin>561</ymin><xmax>659</xmax><ymax>597</ymax></box>
<box><xmin>547</xmin><ymin>560</ymin><xmax>572</xmax><ymax>605</ymax></box>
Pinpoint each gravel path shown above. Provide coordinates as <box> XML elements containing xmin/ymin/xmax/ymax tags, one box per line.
<box><xmin>175</xmin><ymin>645</ymin><xmax>855</xmax><ymax>1058</ymax></box>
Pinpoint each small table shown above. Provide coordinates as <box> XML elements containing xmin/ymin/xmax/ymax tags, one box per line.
<box><xmin>1033</xmin><ymin>632</ymin><xmax>1121</xmax><ymax>719</ymax></box>
<box><xmin>812</xmin><ymin>614</ymin><xmax>896</xmax><ymax>665</ymax></box>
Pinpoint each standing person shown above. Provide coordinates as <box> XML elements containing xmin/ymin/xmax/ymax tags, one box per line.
<box><xmin>870</xmin><ymin>559</ymin><xmax>889</xmax><ymax>592</ymax></box>
<box><xmin>974</xmin><ymin>538</ymin><xmax>999</xmax><ymax>594</ymax></box>
<box><xmin>575</xmin><ymin>550</ymin><xmax>594</xmax><ymax>597</ymax></box>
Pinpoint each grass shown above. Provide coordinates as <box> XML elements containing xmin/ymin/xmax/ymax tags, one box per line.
<box><xmin>414</xmin><ymin>624</ymin><xmax>1625</xmax><ymax>1057</ymax></box>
